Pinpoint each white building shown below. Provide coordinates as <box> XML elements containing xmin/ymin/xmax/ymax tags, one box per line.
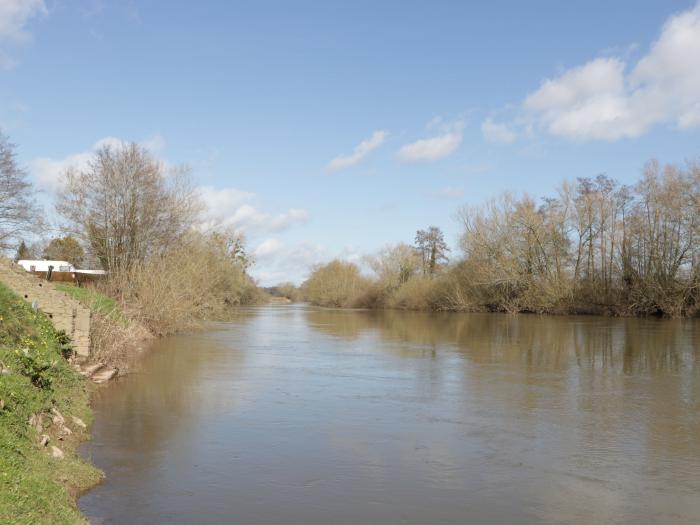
<box><xmin>17</xmin><ymin>260</ymin><xmax>75</xmax><ymax>272</ymax></box>
<box><xmin>16</xmin><ymin>260</ymin><xmax>107</xmax><ymax>281</ymax></box>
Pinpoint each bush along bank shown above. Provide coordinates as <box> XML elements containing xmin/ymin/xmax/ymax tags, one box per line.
<box><xmin>0</xmin><ymin>281</ymin><xmax>102</xmax><ymax>525</ymax></box>
<box><xmin>53</xmin><ymin>282</ymin><xmax>151</xmax><ymax>377</ymax></box>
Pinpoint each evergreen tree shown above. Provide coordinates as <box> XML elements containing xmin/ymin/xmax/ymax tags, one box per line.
<box><xmin>15</xmin><ymin>240</ymin><xmax>31</xmax><ymax>261</ymax></box>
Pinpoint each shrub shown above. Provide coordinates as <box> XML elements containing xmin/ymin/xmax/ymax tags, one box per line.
<box><xmin>389</xmin><ymin>276</ymin><xmax>436</xmax><ymax>310</ymax></box>
<box><xmin>103</xmin><ymin>231</ymin><xmax>260</xmax><ymax>335</ymax></box>
<box><xmin>302</xmin><ymin>260</ymin><xmax>369</xmax><ymax>307</ymax></box>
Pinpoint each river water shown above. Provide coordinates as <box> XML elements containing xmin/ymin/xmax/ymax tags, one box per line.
<box><xmin>79</xmin><ymin>305</ymin><xmax>700</xmax><ymax>524</ymax></box>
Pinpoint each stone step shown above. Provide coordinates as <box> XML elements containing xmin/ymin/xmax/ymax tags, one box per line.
<box><xmin>92</xmin><ymin>368</ymin><xmax>118</xmax><ymax>384</ymax></box>
<box><xmin>0</xmin><ymin>257</ymin><xmax>93</xmax><ymax>358</ymax></box>
<box><xmin>80</xmin><ymin>362</ymin><xmax>104</xmax><ymax>377</ymax></box>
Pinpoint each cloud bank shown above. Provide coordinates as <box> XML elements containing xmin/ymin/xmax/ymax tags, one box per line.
<box><xmin>483</xmin><ymin>2</ymin><xmax>700</xmax><ymax>141</ymax></box>
<box><xmin>249</xmin><ymin>239</ymin><xmax>362</xmax><ymax>286</ymax></box>
<box><xmin>198</xmin><ymin>186</ymin><xmax>309</xmax><ymax>237</ymax></box>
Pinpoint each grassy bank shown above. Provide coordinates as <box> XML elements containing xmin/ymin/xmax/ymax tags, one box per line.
<box><xmin>54</xmin><ymin>283</ymin><xmax>128</xmax><ymax>327</ymax></box>
<box><xmin>0</xmin><ymin>282</ymin><xmax>102</xmax><ymax>525</ymax></box>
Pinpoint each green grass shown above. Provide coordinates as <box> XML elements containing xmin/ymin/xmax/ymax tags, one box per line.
<box><xmin>54</xmin><ymin>283</ymin><xmax>128</xmax><ymax>326</ymax></box>
<box><xmin>0</xmin><ymin>282</ymin><xmax>102</xmax><ymax>525</ymax></box>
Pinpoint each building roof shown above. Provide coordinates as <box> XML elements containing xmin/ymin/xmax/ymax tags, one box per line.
<box><xmin>17</xmin><ymin>260</ymin><xmax>75</xmax><ymax>272</ymax></box>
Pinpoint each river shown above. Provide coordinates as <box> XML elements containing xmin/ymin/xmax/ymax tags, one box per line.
<box><xmin>79</xmin><ymin>305</ymin><xmax>700</xmax><ymax>524</ymax></box>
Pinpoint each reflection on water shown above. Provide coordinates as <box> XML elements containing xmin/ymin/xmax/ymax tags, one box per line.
<box><xmin>307</xmin><ymin>309</ymin><xmax>698</xmax><ymax>373</ymax></box>
<box><xmin>80</xmin><ymin>305</ymin><xmax>700</xmax><ymax>524</ymax></box>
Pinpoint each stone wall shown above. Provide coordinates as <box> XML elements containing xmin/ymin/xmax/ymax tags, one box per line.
<box><xmin>0</xmin><ymin>258</ymin><xmax>91</xmax><ymax>358</ymax></box>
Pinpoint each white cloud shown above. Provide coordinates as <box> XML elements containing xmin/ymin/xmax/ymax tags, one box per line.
<box><xmin>197</xmin><ymin>185</ymin><xmax>255</xmax><ymax>212</ymax></box>
<box><xmin>481</xmin><ymin>117</ymin><xmax>517</xmax><ymax>143</ymax></box>
<box><xmin>397</xmin><ymin>121</ymin><xmax>463</xmax><ymax>161</ymax></box>
<box><xmin>252</xmin><ymin>238</ymin><xmax>283</xmax><ymax>260</ymax></box>
<box><xmin>198</xmin><ymin>186</ymin><xmax>309</xmax><ymax>237</ymax></box>
<box><xmin>516</xmin><ymin>3</ymin><xmax>700</xmax><ymax>141</ymax></box>
<box><xmin>523</xmin><ymin>57</ymin><xmax>648</xmax><ymax>140</ymax></box>
<box><xmin>0</xmin><ymin>0</ymin><xmax>46</xmax><ymax>70</ymax></box>
<box><xmin>248</xmin><ymin>240</ymin><xmax>363</xmax><ymax>286</ymax></box>
<box><xmin>248</xmin><ymin>240</ymin><xmax>325</xmax><ymax>286</ymax></box>
<box><xmin>31</xmin><ymin>151</ymin><xmax>93</xmax><ymax>192</ymax></box>
<box><xmin>0</xmin><ymin>0</ymin><xmax>46</xmax><ymax>41</ymax></box>
<box><xmin>326</xmin><ymin>130</ymin><xmax>388</xmax><ymax>173</ymax></box>
<box><xmin>29</xmin><ymin>134</ymin><xmax>166</xmax><ymax>191</ymax></box>
<box><xmin>223</xmin><ymin>205</ymin><xmax>308</xmax><ymax>234</ymax></box>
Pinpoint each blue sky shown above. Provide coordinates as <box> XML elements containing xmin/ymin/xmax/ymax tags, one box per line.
<box><xmin>1</xmin><ymin>0</ymin><xmax>699</xmax><ymax>284</ymax></box>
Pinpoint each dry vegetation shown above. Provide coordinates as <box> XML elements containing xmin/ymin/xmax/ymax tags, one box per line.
<box><xmin>50</xmin><ymin>143</ymin><xmax>262</xmax><ymax>362</ymax></box>
<box><xmin>57</xmin><ymin>145</ymin><xmax>260</xmax><ymax>315</ymax></box>
<box><xmin>1</xmin><ymin>133</ymin><xmax>264</xmax><ymax>371</ymax></box>
<box><xmin>303</xmin><ymin>160</ymin><xmax>700</xmax><ymax>317</ymax></box>
<box><xmin>102</xmin><ymin>231</ymin><xmax>261</xmax><ymax>336</ymax></box>
<box><xmin>4</xmin><ymin>123</ymin><xmax>700</xmax><ymax>327</ymax></box>
<box><xmin>301</xmin><ymin>260</ymin><xmax>369</xmax><ymax>307</ymax></box>
<box><xmin>57</xmin><ymin>143</ymin><xmax>199</xmax><ymax>273</ymax></box>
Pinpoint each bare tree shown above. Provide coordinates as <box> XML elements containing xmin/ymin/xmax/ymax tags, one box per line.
<box><xmin>454</xmin><ymin>159</ymin><xmax>700</xmax><ymax>316</ymax></box>
<box><xmin>0</xmin><ymin>131</ymin><xmax>39</xmax><ymax>251</ymax></box>
<box><xmin>415</xmin><ymin>226</ymin><xmax>449</xmax><ymax>277</ymax></box>
<box><xmin>56</xmin><ymin>143</ymin><xmax>200</xmax><ymax>272</ymax></box>
<box><xmin>366</xmin><ymin>243</ymin><xmax>421</xmax><ymax>289</ymax></box>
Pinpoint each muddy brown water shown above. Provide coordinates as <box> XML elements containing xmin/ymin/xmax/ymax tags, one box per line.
<box><xmin>79</xmin><ymin>305</ymin><xmax>700</xmax><ymax>524</ymax></box>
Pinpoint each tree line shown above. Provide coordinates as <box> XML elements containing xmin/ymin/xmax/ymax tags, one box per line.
<box><xmin>302</xmin><ymin>161</ymin><xmax>700</xmax><ymax>317</ymax></box>
<box><xmin>3</xmin><ymin>127</ymin><xmax>699</xmax><ymax>319</ymax></box>
<box><xmin>0</xmin><ymin>130</ymin><xmax>260</xmax><ymax>335</ymax></box>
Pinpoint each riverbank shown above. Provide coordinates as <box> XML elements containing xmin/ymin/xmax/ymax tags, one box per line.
<box><xmin>302</xmin><ymin>298</ymin><xmax>700</xmax><ymax>319</ymax></box>
<box><xmin>300</xmin><ymin>260</ymin><xmax>700</xmax><ymax>318</ymax></box>
<box><xmin>0</xmin><ymin>266</ymin><xmax>264</xmax><ymax>524</ymax></box>
<box><xmin>53</xmin><ymin>282</ymin><xmax>152</xmax><ymax>377</ymax></box>
<box><xmin>0</xmin><ymin>282</ymin><xmax>102</xmax><ymax>525</ymax></box>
